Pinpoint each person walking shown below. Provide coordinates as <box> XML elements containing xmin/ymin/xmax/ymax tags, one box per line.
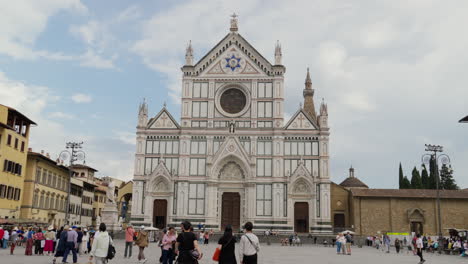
<box><xmin>383</xmin><ymin>234</ymin><xmax>391</xmax><ymax>253</ymax></box>
<box><xmin>335</xmin><ymin>233</ymin><xmax>342</xmax><ymax>254</ymax></box>
<box><xmin>0</xmin><ymin>227</ymin><xmax>4</xmax><ymax>249</ymax></box>
<box><xmin>345</xmin><ymin>232</ymin><xmax>352</xmax><ymax>255</ymax></box>
<box><xmin>10</xmin><ymin>228</ymin><xmax>18</xmax><ymax>255</ymax></box>
<box><xmin>53</xmin><ymin>226</ymin><xmax>68</xmax><ymax>264</ymax></box>
<box><xmin>89</xmin><ymin>223</ymin><xmax>114</xmax><ymax>264</ymax></box>
<box><xmin>33</xmin><ymin>228</ymin><xmax>45</xmax><ymax>255</ymax></box>
<box><xmin>161</xmin><ymin>227</ymin><xmax>177</xmax><ymax>264</ymax></box>
<box><xmin>395</xmin><ymin>238</ymin><xmax>401</xmax><ymax>254</ymax></box>
<box><xmin>44</xmin><ymin>226</ymin><xmax>56</xmax><ymax>256</ymax></box>
<box><xmin>416</xmin><ymin>234</ymin><xmax>425</xmax><ymax>264</ymax></box>
<box><xmin>24</xmin><ymin>228</ymin><xmax>34</xmax><ymax>256</ymax></box>
<box><xmin>81</xmin><ymin>229</ymin><xmax>89</xmax><ymax>254</ymax></box>
<box><xmin>3</xmin><ymin>228</ymin><xmax>9</xmax><ymax>249</ymax></box>
<box><xmin>239</xmin><ymin>222</ymin><xmax>259</xmax><ymax>264</ymax></box>
<box><xmin>204</xmin><ymin>231</ymin><xmax>210</xmax><ymax>245</ymax></box>
<box><xmin>124</xmin><ymin>225</ymin><xmax>135</xmax><ymax>258</ymax></box>
<box><xmin>63</xmin><ymin>226</ymin><xmax>79</xmax><ymax>264</ymax></box>
<box><xmin>217</xmin><ymin>225</ymin><xmax>237</xmax><ymax>264</ymax></box>
<box><xmin>175</xmin><ymin>221</ymin><xmax>202</xmax><ymax>264</ymax></box>
<box><xmin>135</xmin><ymin>226</ymin><xmax>149</xmax><ymax>263</ymax></box>
<box><xmin>76</xmin><ymin>227</ymin><xmax>83</xmax><ymax>256</ymax></box>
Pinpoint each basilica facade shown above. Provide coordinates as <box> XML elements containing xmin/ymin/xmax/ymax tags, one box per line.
<box><xmin>131</xmin><ymin>16</ymin><xmax>331</xmax><ymax>234</ymax></box>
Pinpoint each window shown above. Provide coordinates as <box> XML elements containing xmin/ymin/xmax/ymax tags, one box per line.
<box><xmin>14</xmin><ymin>138</ymin><xmax>18</xmax><ymax>149</ymax></box>
<box><xmin>15</xmin><ymin>188</ymin><xmax>20</xmax><ymax>201</ymax></box>
<box><xmin>213</xmin><ymin>137</ymin><xmax>224</xmax><ymax>154</ymax></box>
<box><xmin>240</xmin><ymin>139</ymin><xmax>250</xmax><ymax>154</ymax></box>
<box><xmin>192</xmin><ymin>82</ymin><xmax>208</xmax><ymax>98</ymax></box>
<box><xmin>257</xmin><ymin>121</ymin><xmax>273</xmax><ymax>128</ymax></box>
<box><xmin>316</xmin><ymin>184</ymin><xmax>321</xmax><ymax>217</ymax></box>
<box><xmin>146</xmin><ymin>140</ymin><xmax>179</xmax><ymax>154</ymax></box>
<box><xmin>192</xmin><ymin>101</ymin><xmax>208</xmax><ymax>118</ymax></box>
<box><xmin>7</xmin><ymin>135</ymin><xmax>11</xmax><ymax>145</ymax></box>
<box><xmin>256</xmin><ymin>158</ymin><xmax>272</xmax><ymax>177</ymax></box>
<box><xmin>52</xmin><ymin>174</ymin><xmax>57</xmax><ymax>188</ymax></box>
<box><xmin>20</xmin><ymin>141</ymin><xmax>25</xmax><ymax>152</ymax></box>
<box><xmin>188</xmin><ymin>183</ymin><xmax>205</xmax><ymax>215</ymax></box>
<box><xmin>33</xmin><ymin>193</ymin><xmax>38</xmax><ymax>207</ymax></box>
<box><xmin>191</xmin><ymin>121</ymin><xmax>208</xmax><ymax>128</ymax></box>
<box><xmin>214</xmin><ymin>121</ymin><xmax>228</xmax><ymax>128</ymax></box>
<box><xmin>48</xmin><ymin>172</ymin><xmax>52</xmax><ymax>186</ymax></box>
<box><xmin>7</xmin><ymin>186</ymin><xmax>14</xmax><ymax>200</ymax></box>
<box><xmin>190</xmin><ymin>140</ymin><xmax>206</xmax><ymax>154</ymax></box>
<box><xmin>0</xmin><ymin>185</ymin><xmax>6</xmax><ymax>198</ymax></box>
<box><xmin>257</xmin><ymin>102</ymin><xmax>273</xmax><ymax>118</ymax></box>
<box><xmin>236</xmin><ymin>121</ymin><xmax>251</xmax><ymax>128</ymax></box>
<box><xmin>35</xmin><ymin>168</ymin><xmax>41</xmax><ymax>182</ymax></box>
<box><xmin>284</xmin><ymin>141</ymin><xmax>319</xmax><ymax>156</ymax></box>
<box><xmin>257</xmin><ymin>82</ymin><xmax>273</xmax><ymax>98</ymax></box>
<box><xmin>42</xmin><ymin>169</ymin><xmax>48</xmax><ymax>184</ymax></box>
<box><xmin>189</xmin><ymin>158</ymin><xmax>206</xmax><ymax>176</ymax></box>
<box><xmin>257</xmin><ymin>141</ymin><xmax>272</xmax><ymax>155</ymax></box>
<box><xmin>256</xmin><ymin>184</ymin><xmax>272</xmax><ymax>216</ymax></box>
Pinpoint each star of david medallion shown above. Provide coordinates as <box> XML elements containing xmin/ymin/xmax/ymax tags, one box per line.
<box><xmin>225</xmin><ymin>55</ymin><xmax>241</xmax><ymax>71</ymax></box>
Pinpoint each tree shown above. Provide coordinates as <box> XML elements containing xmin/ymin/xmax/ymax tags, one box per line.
<box><xmin>421</xmin><ymin>165</ymin><xmax>429</xmax><ymax>189</ymax></box>
<box><xmin>440</xmin><ymin>164</ymin><xmax>459</xmax><ymax>190</ymax></box>
<box><xmin>399</xmin><ymin>163</ymin><xmax>404</xmax><ymax>189</ymax></box>
<box><xmin>401</xmin><ymin>176</ymin><xmax>411</xmax><ymax>189</ymax></box>
<box><xmin>428</xmin><ymin>156</ymin><xmax>437</xmax><ymax>189</ymax></box>
<box><xmin>410</xmin><ymin>167</ymin><xmax>423</xmax><ymax>189</ymax></box>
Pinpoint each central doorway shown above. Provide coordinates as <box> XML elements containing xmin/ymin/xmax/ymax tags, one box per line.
<box><xmin>221</xmin><ymin>192</ymin><xmax>240</xmax><ymax>231</ymax></box>
<box><xmin>294</xmin><ymin>202</ymin><xmax>309</xmax><ymax>233</ymax></box>
<box><xmin>153</xmin><ymin>199</ymin><xmax>167</xmax><ymax>229</ymax></box>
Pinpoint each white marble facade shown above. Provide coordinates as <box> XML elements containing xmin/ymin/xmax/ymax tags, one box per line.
<box><xmin>131</xmin><ymin>16</ymin><xmax>331</xmax><ymax>234</ymax></box>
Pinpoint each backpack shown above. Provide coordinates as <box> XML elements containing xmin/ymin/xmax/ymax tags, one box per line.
<box><xmin>106</xmin><ymin>236</ymin><xmax>116</xmax><ymax>260</ymax></box>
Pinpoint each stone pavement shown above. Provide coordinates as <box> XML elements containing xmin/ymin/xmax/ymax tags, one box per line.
<box><xmin>0</xmin><ymin>240</ymin><xmax>466</xmax><ymax>264</ymax></box>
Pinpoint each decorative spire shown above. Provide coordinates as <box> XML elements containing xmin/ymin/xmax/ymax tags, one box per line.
<box><xmin>274</xmin><ymin>40</ymin><xmax>282</xmax><ymax>65</ymax></box>
<box><xmin>230</xmin><ymin>13</ymin><xmax>238</xmax><ymax>32</ymax></box>
<box><xmin>303</xmin><ymin>68</ymin><xmax>317</xmax><ymax>121</ymax></box>
<box><xmin>349</xmin><ymin>166</ymin><xmax>355</xmax><ymax>178</ymax></box>
<box><xmin>320</xmin><ymin>98</ymin><xmax>328</xmax><ymax>116</ymax></box>
<box><xmin>138</xmin><ymin>98</ymin><xmax>148</xmax><ymax>127</ymax></box>
<box><xmin>185</xmin><ymin>40</ymin><xmax>194</xmax><ymax>66</ymax></box>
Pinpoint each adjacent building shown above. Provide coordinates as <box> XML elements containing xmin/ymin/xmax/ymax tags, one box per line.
<box><xmin>331</xmin><ymin>167</ymin><xmax>468</xmax><ymax>236</ymax></box>
<box><xmin>20</xmin><ymin>150</ymin><xmax>69</xmax><ymax>226</ymax></box>
<box><xmin>0</xmin><ymin>104</ymin><xmax>36</xmax><ymax>220</ymax></box>
<box><xmin>70</xmin><ymin>164</ymin><xmax>98</xmax><ymax>226</ymax></box>
<box><xmin>93</xmin><ymin>178</ymin><xmax>107</xmax><ymax>226</ymax></box>
<box><xmin>132</xmin><ymin>16</ymin><xmax>332</xmax><ymax>233</ymax></box>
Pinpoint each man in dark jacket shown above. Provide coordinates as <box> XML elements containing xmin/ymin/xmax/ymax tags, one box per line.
<box><xmin>76</xmin><ymin>227</ymin><xmax>83</xmax><ymax>255</ymax></box>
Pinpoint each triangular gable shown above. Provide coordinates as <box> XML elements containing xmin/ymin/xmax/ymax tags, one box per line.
<box><xmin>291</xmin><ymin>162</ymin><xmax>312</xmax><ymax>179</ymax></box>
<box><xmin>147</xmin><ymin>107</ymin><xmax>180</xmax><ymax>129</ymax></box>
<box><xmin>208</xmin><ymin>136</ymin><xmax>253</xmax><ymax>178</ymax></box>
<box><xmin>150</xmin><ymin>159</ymin><xmax>172</xmax><ymax>178</ymax></box>
<box><xmin>192</xmin><ymin>32</ymin><xmax>274</xmax><ymax>76</ymax></box>
<box><xmin>284</xmin><ymin>109</ymin><xmax>318</xmax><ymax>130</ymax></box>
<box><xmin>202</xmin><ymin>46</ymin><xmax>265</xmax><ymax>77</ymax></box>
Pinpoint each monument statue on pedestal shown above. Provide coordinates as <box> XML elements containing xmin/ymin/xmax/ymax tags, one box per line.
<box><xmin>101</xmin><ymin>178</ymin><xmax>120</xmax><ymax>233</ymax></box>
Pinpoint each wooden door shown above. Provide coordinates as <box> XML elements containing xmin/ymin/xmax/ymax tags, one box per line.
<box><xmin>294</xmin><ymin>202</ymin><xmax>309</xmax><ymax>233</ymax></box>
<box><xmin>153</xmin><ymin>199</ymin><xmax>167</xmax><ymax>229</ymax></box>
<box><xmin>221</xmin><ymin>193</ymin><xmax>240</xmax><ymax>231</ymax></box>
<box><xmin>334</xmin><ymin>213</ymin><xmax>345</xmax><ymax>228</ymax></box>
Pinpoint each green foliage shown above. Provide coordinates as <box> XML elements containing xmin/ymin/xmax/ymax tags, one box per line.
<box><xmin>440</xmin><ymin>164</ymin><xmax>459</xmax><ymax>190</ymax></box>
<box><xmin>410</xmin><ymin>167</ymin><xmax>423</xmax><ymax>189</ymax></box>
<box><xmin>421</xmin><ymin>165</ymin><xmax>429</xmax><ymax>189</ymax></box>
<box><xmin>428</xmin><ymin>156</ymin><xmax>437</xmax><ymax>189</ymax></box>
<box><xmin>399</xmin><ymin>163</ymin><xmax>404</xmax><ymax>189</ymax></box>
<box><xmin>401</xmin><ymin>176</ymin><xmax>411</xmax><ymax>189</ymax></box>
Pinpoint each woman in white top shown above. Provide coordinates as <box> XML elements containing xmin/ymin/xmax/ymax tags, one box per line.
<box><xmin>81</xmin><ymin>229</ymin><xmax>90</xmax><ymax>254</ymax></box>
<box><xmin>89</xmin><ymin>223</ymin><xmax>114</xmax><ymax>264</ymax></box>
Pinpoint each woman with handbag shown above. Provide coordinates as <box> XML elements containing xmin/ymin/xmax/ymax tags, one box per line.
<box><xmin>89</xmin><ymin>223</ymin><xmax>114</xmax><ymax>264</ymax></box>
<box><xmin>215</xmin><ymin>225</ymin><xmax>236</xmax><ymax>264</ymax></box>
<box><xmin>135</xmin><ymin>226</ymin><xmax>149</xmax><ymax>263</ymax></box>
<box><xmin>161</xmin><ymin>227</ymin><xmax>177</xmax><ymax>264</ymax></box>
<box><xmin>175</xmin><ymin>221</ymin><xmax>202</xmax><ymax>264</ymax></box>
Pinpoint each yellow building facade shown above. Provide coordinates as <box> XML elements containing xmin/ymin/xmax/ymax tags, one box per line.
<box><xmin>20</xmin><ymin>151</ymin><xmax>70</xmax><ymax>226</ymax></box>
<box><xmin>0</xmin><ymin>104</ymin><xmax>35</xmax><ymax>220</ymax></box>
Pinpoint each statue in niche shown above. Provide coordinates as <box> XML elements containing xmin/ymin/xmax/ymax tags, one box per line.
<box><xmin>229</xmin><ymin>120</ymin><xmax>235</xmax><ymax>133</ymax></box>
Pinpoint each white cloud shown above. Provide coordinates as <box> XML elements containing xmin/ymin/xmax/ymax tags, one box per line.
<box><xmin>79</xmin><ymin>50</ymin><xmax>117</xmax><ymax>69</ymax></box>
<box><xmin>114</xmin><ymin>131</ymin><xmax>136</xmax><ymax>145</ymax></box>
<box><xmin>49</xmin><ymin>111</ymin><xmax>75</xmax><ymax>119</ymax></box>
<box><xmin>131</xmin><ymin>0</ymin><xmax>468</xmax><ymax>188</ymax></box>
<box><xmin>0</xmin><ymin>71</ymin><xmax>134</xmax><ymax>181</ymax></box>
<box><xmin>71</xmin><ymin>93</ymin><xmax>92</xmax><ymax>103</ymax></box>
<box><xmin>0</xmin><ymin>0</ymin><xmax>87</xmax><ymax>60</ymax></box>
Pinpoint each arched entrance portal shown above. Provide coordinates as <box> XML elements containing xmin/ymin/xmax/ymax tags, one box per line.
<box><xmin>294</xmin><ymin>202</ymin><xmax>309</xmax><ymax>233</ymax></box>
<box><xmin>153</xmin><ymin>199</ymin><xmax>167</xmax><ymax>229</ymax></box>
<box><xmin>221</xmin><ymin>192</ymin><xmax>240</xmax><ymax>230</ymax></box>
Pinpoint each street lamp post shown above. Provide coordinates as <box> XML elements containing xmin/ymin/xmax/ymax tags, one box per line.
<box><xmin>59</xmin><ymin>142</ymin><xmax>86</xmax><ymax>225</ymax></box>
<box><xmin>421</xmin><ymin>144</ymin><xmax>451</xmax><ymax>254</ymax></box>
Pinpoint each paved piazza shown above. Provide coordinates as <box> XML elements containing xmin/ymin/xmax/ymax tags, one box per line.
<box><xmin>0</xmin><ymin>240</ymin><xmax>466</xmax><ymax>264</ymax></box>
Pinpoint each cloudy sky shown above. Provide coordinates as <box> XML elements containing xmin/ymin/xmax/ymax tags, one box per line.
<box><xmin>0</xmin><ymin>0</ymin><xmax>467</xmax><ymax>188</ymax></box>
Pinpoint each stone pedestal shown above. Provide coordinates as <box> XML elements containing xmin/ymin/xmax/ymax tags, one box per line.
<box><xmin>101</xmin><ymin>203</ymin><xmax>120</xmax><ymax>233</ymax></box>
